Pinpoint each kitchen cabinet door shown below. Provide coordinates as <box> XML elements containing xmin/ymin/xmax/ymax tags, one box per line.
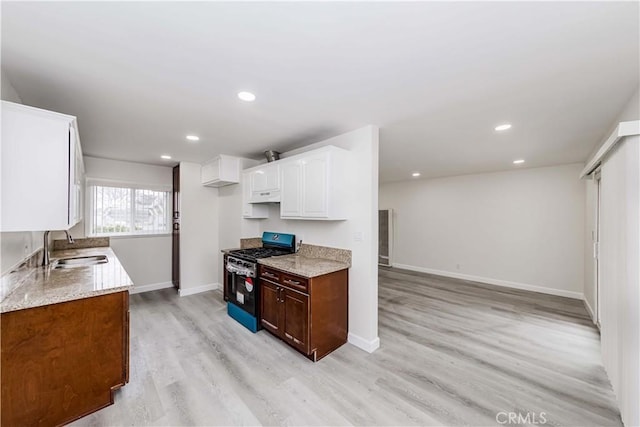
<box><xmin>260</xmin><ymin>280</ymin><xmax>281</xmax><ymax>335</ymax></box>
<box><xmin>70</xmin><ymin>127</ymin><xmax>85</xmax><ymax>225</ymax></box>
<box><xmin>242</xmin><ymin>172</ymin><xmax>269</xmax><ymax>218</ymax></box>
<box><xmin>282</xmin><ymin>288</ymin><xmax>309</xmax><ymax>354</ymax></box>
<box><xmin>249</xmin><ymin>164</ymin><xmax>280</xmax><ymax>202</ymax></box>
<box><xmin>280</xmin><ymin>160</ymin><xmax>302</xmax><ymax>217</ymax></box>
<box><xmin>301</xmin><ymin>153</ymin><xmax>329</xmax><ymax>217</ymax></box>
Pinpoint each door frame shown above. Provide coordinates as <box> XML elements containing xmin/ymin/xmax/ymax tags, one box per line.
<box><xmin>594</xmin><ymin>170</ymin><xmax>602</xmax><ymax>328</ymax></box>
<box><xmin>378</xmin><ymin>209</ymin><xmax>393</xmax><ymax>266</ymax></box>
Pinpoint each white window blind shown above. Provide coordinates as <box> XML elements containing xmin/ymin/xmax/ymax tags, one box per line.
<box><xmin>88</xmin><ymin>184</ymin><xmax>170</xmax><ymax>237</ymax></box>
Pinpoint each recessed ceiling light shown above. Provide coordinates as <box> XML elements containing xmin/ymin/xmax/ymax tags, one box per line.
<box><xmin>513</xmin><ymin>159</ymin><xmax>525</xmax><ymax>164</ymax></box>
<box><xmin>161</xmin><ymin>155</ymin><xmax>172</xmax><ymax>160</ymax></box>
<box><xmin>186</xmin><ymin>135</ymin><xmax>200</xmax><ymax>141</ymax></box>
<box><xmin>238</xmin><ymin>91</ymin><xmax>256</xmax><ymax>102</ymax></box>
<box><xmin>495</xmin><ymin>124</ymin><xmax>512</xmax><ymax>131</ymax></box>
<box><xmin>412</xmin><ymin>172</ymin><xmax>421</xmax><ymax>177</ymax></box>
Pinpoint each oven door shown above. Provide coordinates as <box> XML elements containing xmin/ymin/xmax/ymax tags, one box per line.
<box><xmin>226</xmin><ymin>268</ymin><xmax>257</xmax><ymax>316</ymax></box>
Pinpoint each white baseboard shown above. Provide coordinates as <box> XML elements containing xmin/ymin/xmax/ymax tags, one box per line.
<box><xmin>178</xmin><ymin>283</ymin><xmax>220</xmax><ymax>297</ymax></box>
<box><xmin>392</xmin><ymin>263</ymin><xmax>584</xmax><ymax>300</ymax></box>
<box><xmin>583</xmin><ymin>298</ymin><xmax>597</xmax><ymax>323</ymax></box>
<box><xmin>348</xmin><ymin>332</ymin><xmax>380</xmax><ymax>353</ymax></box>
<box><xmin>129</xmin><ymin>281</ymin><xmax>174</xmax><ymax>295</ymax></box>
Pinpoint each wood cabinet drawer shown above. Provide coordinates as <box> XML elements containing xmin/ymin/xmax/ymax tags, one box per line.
<box><xmin>260</xmin><ymin>266</ymin><xmax>308</xmax><ymax>293</ymax></box>
<box><xmin>260</xmin><ymin>267</ymin><xmax>281</xmax><ymax>283</ymax></box>
<box><xmin>280</xmin><ymin>272</ymin><xmax>309</xmax><ymax>293</ymax></box>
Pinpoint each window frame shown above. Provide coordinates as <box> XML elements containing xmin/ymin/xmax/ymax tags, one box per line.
<box><xmin>85</xmin><ymin>179</ymin><xmax>172</xmax><ymax>238</ymax></box>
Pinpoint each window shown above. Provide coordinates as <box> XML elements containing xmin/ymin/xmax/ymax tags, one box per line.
<box><xmin>88</xmin><ymin>184</ymin><xmax>170</xmax><ymax>237</ymax></box>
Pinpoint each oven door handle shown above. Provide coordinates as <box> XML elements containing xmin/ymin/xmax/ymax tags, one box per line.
<box><xmin>226</xmin><ymin>264</ymin><xmax>256</xmax><ymax>278</ymax></box>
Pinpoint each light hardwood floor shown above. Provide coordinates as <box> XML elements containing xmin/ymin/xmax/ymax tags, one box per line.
<box><xmin>72</xmin><ymin>267</ymin><xmax>622</xmax><ymax>426</ymax></box>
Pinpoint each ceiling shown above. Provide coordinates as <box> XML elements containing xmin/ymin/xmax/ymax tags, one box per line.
<box><xmin>2</xmin><ymin>2</ymin><xmax>638</xmax><ymax>182</ymax></box>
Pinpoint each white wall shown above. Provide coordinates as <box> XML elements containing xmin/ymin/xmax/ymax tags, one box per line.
<box><xmin>598</xmin><ymin>135</ymin><xmax>639</xmax><ymax>427</ymax></box>
<box><xmin>244</xmin><ymin>126</ymin><xmax>380</xmax><ymax>352</ymax></box>
<box><xmin>380</xmin><ymin>163</ymin><xmax>586</xmax><ymax>298</ymax></box>
<box><xmin>1</xmin><ymin>70</ymin><xmax>22</xmax><ymax>103</ymax></box>
<box><xmin>0</xmin><ymin>70</ymin><xmax>44</xmax><ymax>274</ymax></box>
<box><xmin>216</xmin><ymin>183</ymin><xmax>261</xmax><ymax>282</ymax></box>
<box><xmin>178</xmin><ymin>161</ymin><xmax>220</xmax><ymax>295</ymax></box>
<box><xmin>69</xmin><ymin>156</ymin><xmax>173</xmax><ymax>289</ymax></box>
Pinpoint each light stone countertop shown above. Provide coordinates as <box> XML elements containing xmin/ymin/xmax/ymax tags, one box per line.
<box><xmin>258</xmin><ymin>254</ymin><xmax>350</xmax><ymax>278</ymax></box>
<box><xmin>1</xmin><ymin>247</ymin><xmax>133</xmax><ymax>313</ymax></box>
<box><xmin>220</xmin><ymin>247</ymin><xmax>240</xmax><ymax>254</ymax></box>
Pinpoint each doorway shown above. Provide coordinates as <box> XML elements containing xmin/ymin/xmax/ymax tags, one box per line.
<box><xmin>378</xmin><ymin>209</ymin><xmax>393</xmax><ymax>266</ymax></box>
<box><xmin>594</xmin><ymin>171</ymin><xmax>601</xmax><ymax>328</ymax></box>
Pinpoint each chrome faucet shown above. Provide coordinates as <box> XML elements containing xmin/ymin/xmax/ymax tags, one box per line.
<box><xmin>42</xmin><ymin>230</ymin><xmax>74</xmax><ymax>266</ymax></box>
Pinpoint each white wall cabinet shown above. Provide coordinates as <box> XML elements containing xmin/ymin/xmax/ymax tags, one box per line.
<box><xmin>247</xmin><ymin>163</ymin><xmax>280</xmax><ymax>203</ymax></box>
<box><xmin>1</xmin><ymin>101</ymin><xmax>84</xmax><ymax>232</ymax></box>
<box><xmin>280</xmin><ymin>146</ymin><xmax>349</xmax><ymax>220</ymax></box>
<box><xmin>242</xmin><ymin>172</ymin><xmax>269</xmax><ymax>218</ymax></box>
<box><xmin>201</xmin><ymin>155</ymin><xmax>241</xmax><ymax>187</ymax></box>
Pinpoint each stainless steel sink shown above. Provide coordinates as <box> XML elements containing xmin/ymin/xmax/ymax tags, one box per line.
<box><xmin>53</xmin><ymin>255</ymin><xmax>108</xmax><ymax>269</ymax></box>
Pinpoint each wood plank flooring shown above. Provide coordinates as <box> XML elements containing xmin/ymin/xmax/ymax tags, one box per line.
<box><xmin>71</xmin><ymin>267</ymin><xmax>622</xmax><ymax>426</ymax></box>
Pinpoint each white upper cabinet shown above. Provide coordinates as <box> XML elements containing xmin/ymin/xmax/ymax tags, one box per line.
<box><xmin>201</xmin><ymin>155</ymin><xmax>241</xmax><ymax>187</ymax></box>
<box><xmin>247</xmin><ymin>163</ymin><xmax>280</xmax><ymax>203</ymax></box>
<box><xmin>1</xmin><ymin>101</ymin><xmax>84</xmax><ymax>231</ymax></box>
<box><xmin>280</xmin><ymin>145</ymin><xmax>349</xmax><ymax>220</ymax></box>
<box><xmin>241</xmin><ymin>172</ymin><xmax>269</xmax><ymax>219</ymax></box>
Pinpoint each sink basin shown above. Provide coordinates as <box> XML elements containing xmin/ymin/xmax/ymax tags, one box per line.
<box><xmin>53</xmin><ymin>255</ymin><xmax>108</xmax><ymax>269</ymax></box>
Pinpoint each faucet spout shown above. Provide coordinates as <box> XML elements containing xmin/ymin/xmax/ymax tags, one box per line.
<box><xmin>42</xmin><ymin>230</ymin><xmax>74</xmax><ymax>266</ymax></box>
<box><xmin>42</xmin><ymin>231</ymin><xmax>51</xmax><ymax>266</ymax></box>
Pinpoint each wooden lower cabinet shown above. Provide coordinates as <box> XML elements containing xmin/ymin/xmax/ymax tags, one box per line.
<box><xmin>260</xmin><ymin>265</ymin><xmax>347</xmax><ymax>361</ymax></box>
<box><xmin>1</xmin><ymin>291</ymin><xmax>130</xmax><ymax>427</ymax></box>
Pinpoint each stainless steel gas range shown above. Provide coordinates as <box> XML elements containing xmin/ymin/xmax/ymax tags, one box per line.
<box><xmin>224</xmin><ymin>232</ymin><xmax>295</xmax><ymax>332</ymax></box>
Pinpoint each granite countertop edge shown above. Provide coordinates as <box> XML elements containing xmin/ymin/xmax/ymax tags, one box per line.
<box><xmin>1</xmin><ymin>247</ymin><xmax>133</xmax><ymax>314</ymax></box>
<box><xmin>257</xmin><ymin>254</ymin><xmax>350</xmax><ymax>278</ymax></box>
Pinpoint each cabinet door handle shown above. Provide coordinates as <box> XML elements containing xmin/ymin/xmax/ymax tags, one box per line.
<box><xmin>263</xmin><ymin>272</ymin><xmax>278</xmax><ymax>280</ymax></box>
<box><xmin>279</xmin><ymin>287</ymin><xmax>285</xmax><ymax>303</ymax></box>
<box><xmin>260</xmin><ymin>192</ymin><xmax>271</xmax><ymax>196</ymax></box>
<box><xmin>283</xmin><ymin>279</ymin><xmax>301</xmax><ymax>286</ymax></box>
<box><xmin>275</xmin><ymin>287</ymin><xmax>281</xmax><ymax>303</ymax></box>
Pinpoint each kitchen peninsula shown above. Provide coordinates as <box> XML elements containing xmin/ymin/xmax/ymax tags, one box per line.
<box><xmin>0</xmin><ymin>239</ymin><xmax>133</xmax><ymax>426</ymax></box>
